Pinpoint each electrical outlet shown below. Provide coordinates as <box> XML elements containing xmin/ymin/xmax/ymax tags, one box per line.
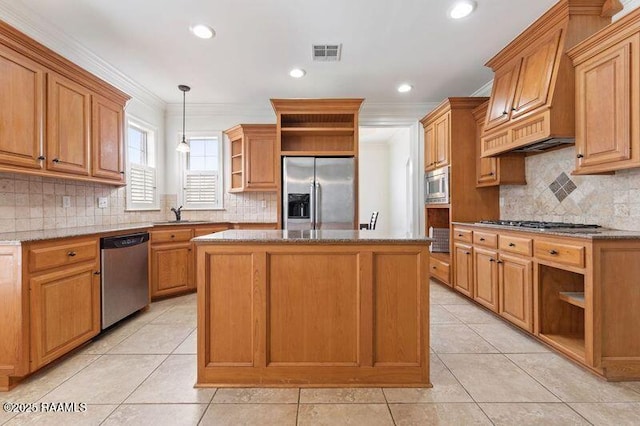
<box><xmin>62</xmin><ymin>196</ymin><xmax>71</xmax><ymax>208</ymax></box>
<box><xmin>97</xmin><ymin>197</ymin><xmax>108</xmax><ymax>209</ymax></box>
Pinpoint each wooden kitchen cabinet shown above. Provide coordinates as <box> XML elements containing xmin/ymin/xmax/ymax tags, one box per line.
<box><xmin>480</xmin><ymin>0</ymin><xmax>610</xmax><ymax>156</ymax></box>
<box><xmin>150</xmin><ymin>243</ymin><xmax>193</xmax><ymax>298</ymax></box>
<box><xmin>453</xmin><ymin>243</ymin><xmax>473</xmax><ymax>298</ymax></box>
<box><xmin>46</xmin><ymin>72</ymin><xmax>91</xmax><ymax>176</ymax></box>
<box><xmin>498</xmin><ymin>253</ymin><xmax>533</xmax><ymax>332</ymax></box>
<box><xmin>472</xmin><ymin>101</ymin><xmax>525</xmax><ymax>187</ymax></box>
<box><xmin>91</xmin><ymin>94</ymin><xmax>124</xmax><ymax>182</ymax></box>
<box><xmin>424</xmin><ymin>125</ymin><xmax>436</xmax><ymax>172</ymax></box>
<box><xmin>433</xmin><ymin>112</ymin><xmax>450</xmax><ymax>168</ymax></box>
<box><xmin>569</xmin><ymin>8</ymin><xmax>640</xmax><ymax>174</ymax></box>
<box><xmin>0</xmin><ymin>44</ymin><xmax>45</xmax><ymax>170</ymax></box>
<box><xmin>0</xmin><ymin>20</ymin><xmax>129</xmax><ymax>185</ymax></box>
<box><xmin>225</xmin><ymin>124</ymin><xmax>277</xmax><ymax>192</ymax></box>
<box><xmin>473</xmin><ymin>247</ymin><xmax>499</xmax><ymax>313</ymax></box>
<box><xmin>30</xmin><ymin>262</ymin><xmax>100</xmax><ymax>370</ymax></box>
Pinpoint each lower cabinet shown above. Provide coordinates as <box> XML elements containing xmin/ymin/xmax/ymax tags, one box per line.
<box><xmin>30</xmin><ymin>262</ymin><xmax>100</xmax><ymax>370</ymax></box>
<box><xmin>473</xmin><ymin>248</ymin><xmax>499</xmax><ymax>312</ymax></box>
<box><xmin>453</xmin><ymin>243</ymin><xmax>474</xmax><ymax>298</ymax></box>
<box><xmin>150</xmin><ymin>242</ymin><xmax>193</xmax><ymax>299</ymax></box>
<box><xmin>498</xmin><ymin>253</ymin><xmax>533</xmax><ymax>332</ymax></box>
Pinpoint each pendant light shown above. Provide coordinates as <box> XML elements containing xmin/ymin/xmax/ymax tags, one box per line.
<box><xmin>176</xmin><ymin>84</ymin><xmax>191</xmax><ymax>153</ymax></box>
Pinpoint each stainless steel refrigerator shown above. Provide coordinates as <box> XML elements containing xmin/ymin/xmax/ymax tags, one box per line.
<box><xmin>282</xmin><ymin>157</ymin><xmax>355</xmax><ymax>230</ymax></box>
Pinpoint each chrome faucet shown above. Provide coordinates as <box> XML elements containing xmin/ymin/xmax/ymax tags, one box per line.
<box><xmin>170</xmin><ymin>206</ymin><xmax>183</xmax><ymax>221</ymax></box>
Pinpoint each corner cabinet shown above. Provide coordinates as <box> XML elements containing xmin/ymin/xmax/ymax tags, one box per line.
<box><xmin>480</xmin><ymin>0</ymin><xmax>610</xmax><ymax>156</ymax></box>
<box><xmin>0</xmin><ymin>20</ymin><xmax>129</xmax><ymax>185</ymax></box>
<box><xmin>569</xmin><ymin>7</ymin><xmax>640</xmax><ymax>174</ymax></box>
<box><xmin>225</xmin><ymin>124</ymin><xmax>277</xmax><ymax>192</ymax></box>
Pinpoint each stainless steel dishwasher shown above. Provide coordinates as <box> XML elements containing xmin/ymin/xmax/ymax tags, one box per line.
<box><xmin>100</xmin><ymin>232</ymin><xmax>150</xmax><ymax>329</ymax></box>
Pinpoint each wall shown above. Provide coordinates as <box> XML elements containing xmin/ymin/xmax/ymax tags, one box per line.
<box><xmin>500</xmin><ymin>147</ymin><xmax>640</xmax><ymax>231</ymax></box>
<box><xmin>388</xmin><ymin>128</ymin><xmax>412</xmax><ymax>234</ymax></box>
<box><xmin>358</xmin><ymin>142</ymin><xmax>390</xmax><ymax>232</ymax></box>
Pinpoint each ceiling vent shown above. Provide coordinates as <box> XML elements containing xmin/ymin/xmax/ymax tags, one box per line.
<box><xmin>312</xmin><ymin>44</ymin><xmax>341</xmax><ymax>61</ymax></box>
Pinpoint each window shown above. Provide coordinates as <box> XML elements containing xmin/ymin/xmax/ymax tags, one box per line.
<box><xmin>126</xmin><ymin>118</ymin><xmax>158</xmax><ymax>210</ymax></box>
<box><xmin>181</xmin><ymin>133</ymin><xmax>223</xmax><ymax>209</ymax></box>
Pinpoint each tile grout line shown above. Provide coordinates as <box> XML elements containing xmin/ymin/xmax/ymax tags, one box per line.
<box><xmin>381</xmin><ymin>385</ymin><xmax>397</xmax><ymax>426</ymax></box>
<box><xmin>295</xmin><ymin>388</ymin><xmax>301</xmax><ymax>425</ymax></box>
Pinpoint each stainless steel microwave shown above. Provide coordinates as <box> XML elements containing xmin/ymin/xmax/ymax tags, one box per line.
<box><xmin>425</xmin><ymin>167</ymin><xmax>450</xmax><ymax>204</ymax></box>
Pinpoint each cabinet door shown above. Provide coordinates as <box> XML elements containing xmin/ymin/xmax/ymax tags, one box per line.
<box><xmin>150</xmin><ymin>243</ymin><xmax>193</xmax><ymax>298</ymax></box>
<box><xmin>511</xmin><ymin>31</ymin><xmax>561</xmax><ymax>118</ymax></box>
<box><xmin>424</xmin><ymin>124</ymin><xmax>436</xmax><ymax>171</ymax></box>
<box><xmin>434</xmin><ymin>112</ymin><xmax>450</xmax><ymax>168</ymax></box>
<box><xmin>245</xmin><ymin>132</ymin><xmax>277</xmax><ymax>190</ymax></box>
<box><xmin>92</xmin><ymin>94</ymin><xmax>124</xmax><ymax>181</ymax></box>
<box><xmin>30</xmin><ymin>262</ymin><xmax>100</xmax><ymax>370</ymax></box>
<box><xmin>485</xmin><ymin>60</ymin><xmax>521</xmax><ymax>130</ymax></box>
<box><xmin>498</xmin><ymin>253</ymin><xmax>533</xmax><ymax>332</ymax></box>
<box><xmin>575</xmin><ymin>36</ymin><xmax>637</xmax><ymax>172</ymax></box>
<box><xmin>47</xmin><ymin>72</ymin><xmax>91</xmax><ymax>175</ymax></box>
<box><xmin>0</xmin><ymin>45</ymin><xmax>45</xmax><ymax>169</ymax></box>
<box><xmin>473</xmin><ymin>248</ymin><xmax>499</xmax><ymax>312</ymax></box>
<box><xmin>453</xmin><ymin>243</ymin><xmax>473</xmax><ymax>298</ymax></box>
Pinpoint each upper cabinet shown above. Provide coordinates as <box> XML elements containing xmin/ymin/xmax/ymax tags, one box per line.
<box><xmin>569</xmin><ymin>7</ymin><xmax>640</xmax><ymax>174</ymax></box>
<box><xmin>271</xmin><ymin>98</ymin><xmax>363</xmax><ymax>157</ymax></box>
<box><xmin>481</xmin><ymin>0</ymin><xmax>610</xmax><ymax>157</ymax></box>
<box><xmin>420</xmin><ymin>107</ymin><xmax>453</xmax><ymax>172</ymax></box>
<box><xmin>225</xmin><ymin>124</ymin><xmax>277</xmax><ymax>192</ymax></box>
<box><xmin>0</xmin><ymin>21</ymin><xmax>130</xmax><ymax>185</ymax></box>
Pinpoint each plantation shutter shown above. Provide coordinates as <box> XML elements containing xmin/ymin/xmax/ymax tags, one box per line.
<box><xmin>129</xmin><ymin>164</ymin><xmax>156</xmax><ymax>205</ymax></box>
<box><xmin>183</xmin><ymin>170</ymin><xmax>218</xmax><ymax>207</ymax></box>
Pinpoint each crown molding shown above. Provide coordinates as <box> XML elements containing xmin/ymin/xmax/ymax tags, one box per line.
<box><xmin>359</xmin><ymin>102</ymin><xmax>439</xmax><ymax>126</ymax></box>
<box><xmin>470</xmin><ymin>80</ymin><xmax>494</xmax><ymax>97</ymax></box>
<box><xmin>0</xmin><ymin>0</ymin><xmax>166</xmax><ymax>112</ymax></box>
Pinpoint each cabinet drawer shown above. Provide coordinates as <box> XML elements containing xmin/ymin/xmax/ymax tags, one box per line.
<box><xmin>430</xmin><ymin>257</ymin><xmax>450</xmax><ymax>283</ymax></box>
<box><xmin>29</xmin><ymin>239</ymin><xmax>98</xmax><ymax>273</ymax></box>
<box><xmin>499</xmin><ymin>235</ymin><xmax>533</xmax><ymax>256</ymax></box>
<box><xmin>151</xmin><ymin>229</ymin><xmax>194</xmax><ymax>244</ymax></box>
<box><xmin>473</xmin><ymin>231</ymin><xmax>498</xmax><ymax>248</ymax></box>
<box><xmin>453</xmin><ymin>228</ymin><xmax>473</xmax><ymax>243</ymax></box>
<box><xmin>535</xmin><ymin>240</ymin><xmax>585</xmax><ymax>268</ymax></box>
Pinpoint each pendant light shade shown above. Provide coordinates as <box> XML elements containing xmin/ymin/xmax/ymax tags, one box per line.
<box><xmin>176</xmin><ymin>84</ymin><xmax>191</xmax><ymax>152</ymax></box>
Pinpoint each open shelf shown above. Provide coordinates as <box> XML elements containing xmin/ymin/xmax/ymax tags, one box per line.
<box><xmin>425</xmin><ymin>204</ymin><xmax>451</xmax><ymax>209</ymax></box>
<box><xmin>538</xmin><ymin>332</ymin><xmax>586</xmax><ymax>360</ymax></box>
<box><xmin>281</xmin><ymin>127</ymin><xmax>354</xmax><ymax>137</ymax></box>
<box><xmin>558</xmin><ymin>292</ymin><xmax>585</xmax><ymax>309</ymax></box>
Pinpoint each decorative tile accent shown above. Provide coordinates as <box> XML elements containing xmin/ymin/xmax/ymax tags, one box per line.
<box><xmin>549</xmin><ymin>172</ymin><xmax>576</xmax><ymax>202</ymax></box>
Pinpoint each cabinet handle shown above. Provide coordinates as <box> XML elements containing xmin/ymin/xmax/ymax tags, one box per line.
<box><xmin>549</xmin><ymin>249</ymin><xmax>559</xmax><ymax>255</ymax></box>
<box><xmin>432</xmin><ymin>266</ymin><xmax>437</xmax><ymax>269</ymax></box>
<box><xmin>489</xmin><ymin>258</ymin><xmax>495</xmax><ymax>262</ymax></box>
<box><xmin>489</xmin><ymin>172</ymin><xmax>495</xmax><ymax>176</ymax></box>
<box><xmin>497</xmin><ymin>260</ymin><xmax>503</xmax><ymax>264</ymax></box>
<box><xmin>94</xmin><ymin>271</ymin><xmax>101</xmax><ymax>275</ymax></box>
<box><xmin>37</xmin><ymin>155</ymin><xmax>46</xmax><ymax>161</ymax></box>
<box><xmin>465</xmin><ymin>251</ymin><xmax>471</xmax><ymax>255</ymax></box>
<box><xmin>479</xmin><ymin>237</ymin><xmax>485</xmax><ymax>241</ymax></box>
<box><xmin>120</xmin><ymin>171</ymin><xmax>125</xmax><ymax>175</ymax></box>
<box><xmin>508</xmin><ymin>242</ymin><xmax>516</xmax><ymax>247</ymax></box>
<box><xmin>458</xmin><ymin>234</ymin><xmax>463</xmax><ymax>237</ymax></box>
<box><xmin>512</xmin><ymin>107</ymin><xmax>517</xmax><ymax>111</ymax></box>
<box><xmin>52</xmin><ymin>158</ymin><xmax>60</xmax><ymax>163</ymax></box>
<box><xmin>577</xmin><ymin>154</ymin><xmax>584</xmax><ymax>159</ymax></box>
<box><xmin>502</xmin><ymin>111</ymin><xmax>508</xmax><ymax>116</ymax></box>
<box><xmin>67</xmin><ymin>251</ymin><xmax>77</xmax><ymax>257</ymax></box>
<box><xmin>170</xmin><ymin>234</ymin><xmax>175</xmax><ymax>238</ymax></box>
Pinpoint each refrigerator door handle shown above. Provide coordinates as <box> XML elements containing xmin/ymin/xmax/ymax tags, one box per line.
<box><xmin>314</xmin><ymin>182</ymin><xmax>320</xmax><ymax>229</ymax></box>
<box><xmin>309</xmin><ymin>181</ymin><xmax>316</xmax><ymax>228</ymax></box>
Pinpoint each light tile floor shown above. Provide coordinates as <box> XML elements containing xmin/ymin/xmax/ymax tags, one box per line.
<box><xmin>2</xmin><ymin>282</ymin><xmax>640</xmax><ymax>425</ymax></box>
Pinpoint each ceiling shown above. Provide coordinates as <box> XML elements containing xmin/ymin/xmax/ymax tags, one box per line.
<box><xmin>6</xmin><ymin>0</ymin><xmax>558</xmax><ymax>105</ymax></box>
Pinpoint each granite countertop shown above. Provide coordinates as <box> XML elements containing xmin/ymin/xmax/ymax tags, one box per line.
<box><xmin>452</xmin><ymin>222</ymin><xmax>640</xmax><ymax>240</ymax></box>
<box><xmin>0</xmin><ymin>221</ymin><xmax>275</xmax><ymax>243</ymax></box>
<box><xmin>193</xmin><ymin>230</ymin><xmax>434</xmax><ymax>244</ymax></box>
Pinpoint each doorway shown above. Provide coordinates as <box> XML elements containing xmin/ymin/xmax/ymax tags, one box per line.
<box><xmin>358</xmin><ymin>126</ymin><xmax>412</xmax><ymax>234</ymax></box>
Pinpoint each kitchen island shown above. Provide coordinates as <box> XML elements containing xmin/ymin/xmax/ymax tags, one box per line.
<box><xmin>193</xmin><ymin>230</ymin><xmax>432</xmax><ymax>387</ymax></box>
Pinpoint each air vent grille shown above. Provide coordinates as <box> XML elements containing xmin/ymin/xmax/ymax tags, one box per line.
<box><xmin>312</xmin><ymin>44</ymin><xmax>341</xmax><ymax>61</ymax></box>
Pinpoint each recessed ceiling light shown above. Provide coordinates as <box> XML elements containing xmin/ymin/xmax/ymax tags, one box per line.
<box><xmin>449</xmin><ymin>0</ymin><xmax>477</xmax><ymax>19</ymax></box>
<box><xmin>289</xmin><ymin>68</ymin><xmax>306</xmax><ymax>78</ymax></box>
<box><xmin>397</xmin><ymin>84</ymin><xmax>413</xmax><ymax>93</ymax></box>
<box><xmin>190</xmin><ymin>24</ymin><xmax>215</xmax><ymax>39</ymax></box>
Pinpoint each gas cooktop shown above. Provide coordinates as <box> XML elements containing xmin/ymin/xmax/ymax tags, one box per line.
<box><xmin>478</xmin><ymin>220</ymin><xmax>601</xmax><ymax>230</ymax></box>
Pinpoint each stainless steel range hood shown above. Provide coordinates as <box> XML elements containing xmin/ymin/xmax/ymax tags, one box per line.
<box><xmin>511</xmin><ymin>137</ymin><xmax>574</xmax><ymax>153</ymax></box>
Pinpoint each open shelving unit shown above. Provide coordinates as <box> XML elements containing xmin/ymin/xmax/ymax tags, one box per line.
<box><xmin>538</xmin><ymin>265</ymin><xmax>586</xmax><ymax>361</ymax></box>
<box><xmin>230</xmin><ymin>137</ymin><xmax>243</xmax><ymax>191</ymax></box>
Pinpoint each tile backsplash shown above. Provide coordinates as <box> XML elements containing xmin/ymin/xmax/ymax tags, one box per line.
<box><xmin>0</xmin><ymin>172</ymin><xmax>277</xmax><ymax>234</ymax></box>
<box><xmin>501</xmin><ymin>147</ymin><xmax>640</xmax><ymax>231</ymax></box>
